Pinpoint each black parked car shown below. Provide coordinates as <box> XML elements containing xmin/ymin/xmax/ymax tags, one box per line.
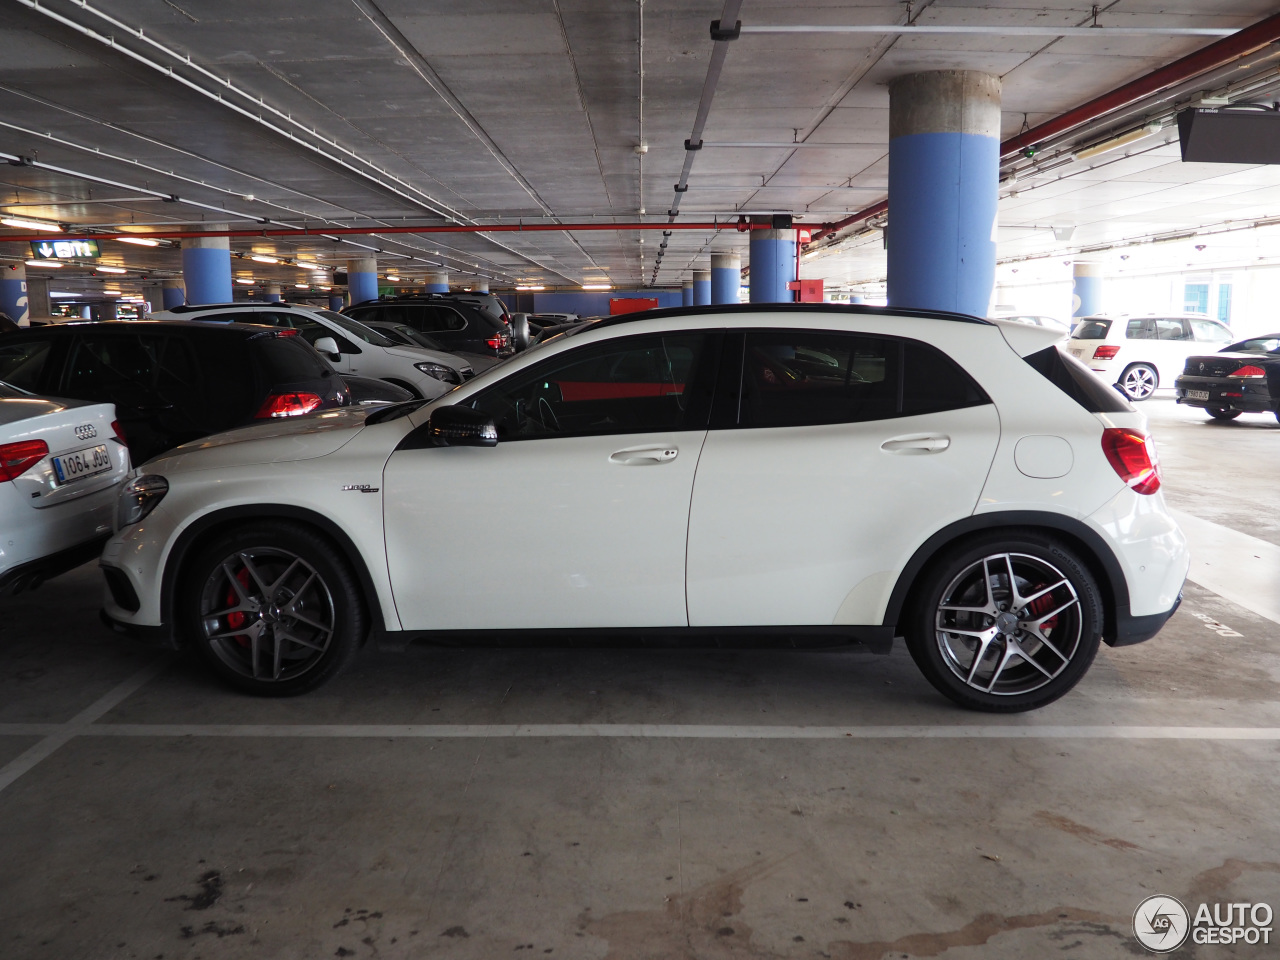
<box><xmin>0</xmin><ymin>321</ymin><xmax>350</xmax><ymax>463</ymax></box>
<box><xmin>345</xmin><ymin>294</ymin><xmax>515</xmax><ymax>359</ymax></box>
<box><xmin>1174</xmin><ymin>333</ymin><xmax>1280</xmax><ymax>422</ymax></box>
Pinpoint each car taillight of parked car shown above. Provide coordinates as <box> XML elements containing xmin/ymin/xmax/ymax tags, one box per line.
<box><xmin>111</xmin><ymin>420</ymin><xmax>127</xmax><ymax>444</ymax></box>
<box><xmin>1092</xmin><ymin>345</ymin><xmax>1121</xmax><ymax>360</ymax></box>
<box><xmin>254</xmin><ymin>392</ymin><xmax>324</xmax><ymax>419</ymax></box>
<box><xmin>1101</xmin><ymin>427</ymin><xmax>1161</xmax><ymax>495</ymax></box>
<box><xmin>1228</xmin><ymin>365</ymin><xmax>1266</xmax><ymax>378</ymax></box>
<box><xmin>0</xmin><ymin>439</ymin><xmax>49</xmax><ymax>481</ymax></box>
<box><xmin>273</xmin><ymin>328</ymin><xmax>301</xmax><ymax>337</ymax></box>
<box><xmin>486</xmin><ymin>333</ymin><xmax>510</xmax><ymax>350</ymax></box>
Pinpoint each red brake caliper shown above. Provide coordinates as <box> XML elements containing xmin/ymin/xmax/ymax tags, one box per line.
<box><xmin>1025</xmin><ymin>587</ymin><xmax>1058</xmax><ymax>633</ymax></box>
<box><xmin>224</xmin><ymin>567</ymin><xmax>253</xmax><ymax>647</ymax></box>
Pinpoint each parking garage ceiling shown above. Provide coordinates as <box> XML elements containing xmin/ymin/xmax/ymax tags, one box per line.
<box><xmin>2</xmin><ymin>0</ymin><xmax>1280</xmax><ymax>296</ymax></box>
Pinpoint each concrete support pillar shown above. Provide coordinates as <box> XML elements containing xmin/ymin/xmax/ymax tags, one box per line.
<box><xmin>850</xmin><ymin>295</ymin><xmax>865</xmax><ymax>304</ymax></box>
<box><xmin>887</xmin><ymin>71</ymin><xmax>1000</xmax><ymax>318</ymax></box>
<box><xmin>80</xmin><ymin>305</ymin><xmax>92</xmax><ymax>319</ymax></box>
<box><xmin>471</xmin><ymin>280</ymin><xmax>489</xmax><ymax>293</ymax></box>
<box><xmin>181</xmin><ymin>225</ymin><xmax>233</xmax><ymax>305</ymax></box>
<box><xmin>682</xmin><ymin>280</ymin><xmax>694</xmax><ymax>307</ymax></box>
<box><xmin>162</xmin><ymin>279</ymin><xmax>185</xmax><ymax>310</ymax></box>
<box><xmin>710</xmin><ymin>254</ymin><xmax>740</xmax><ymax>305</ymax></box>
<box><xmin>1072</xmin><ymin>262</ymin><xmax>1103</xmax><ymax>319</ymax></box>
<box><xmin>693</xmin><ymin>270</ymin><xmax>711</xmax><ymax>306</ymax></box>
<box><xmin>92</xmin><ymin>301</ymin><xmax>118</xmax><ymax>322</ymax></box>
<box><xmin>347</xmin><ymin>258</ymin><xmax>378</xmax><ymax>306</ymax></box>
<box><xmin>329</xmin><ymin>294</ymin><xmax>345</xmax><ymax>311</ymax></box>
<box><xmin>0</xmin><ymin>263</ymin><xmax>29</xmax><ymax>326</ymax></box>
<box><xmin>264</xmin><ymin>283</ymin><xmax>282</xmax><ymax>303</ymax></box>
<box><xmin>25</xmin><ymin>275</ymin><xmax>50</xmax><ymax>320</ymax></box>
<box><xmin>748</xmin><ymin>229</ymin><xmax>796</xmax><ymax>303</ymax></box>
<box><xmin>424</xmin><ymin>271</ymin><xmax>449</xmax><ymax>294</ymax></box>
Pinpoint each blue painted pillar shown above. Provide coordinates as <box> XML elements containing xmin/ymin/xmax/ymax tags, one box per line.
<box><xmin>1072</xmin><ymin>262</ymin><xmax>1103</xmax><ymax>319</ymax></box>
<box><xmin>748</xmin><ymin>229</ymin><xmax>796</xmax><ymax>303</ymax></box>
<box><xmin>181</xmin><ymin>226</ymin><xmax>233</xmax><ymax>305</ymax></box>
<box><xmin>850</xmin><ymin>295</ymin><xmax>865</xmax><ymax>304</ymax></box>
<box><xmin>0</xmin><ymin>263</ymin><xmax>30</xmax><ymax>326</ymax></box>
<box><xmin>329</xmin><ymin>294</ymin><xmax>345</xmax><ymax>311</ymax></box>
<box><xmin>264</xmin><ymin>283</ymin><xmax>282</xmax><ymax>303</ymax></box>
<box><xmin>347</xmin><ymin>258</ymin><xmax>378</xmax><ymax>306</ymax></box>
<box><xmin>162</xmin><ymin>279</ymin><xmax>184</xmax><ymax>310</ymax></box>
<box><xmin>710</xmin><ymin>253</ymin><xmax>740</xmax><ymax>305</ymax></box>
<box><xmin>693</xmin><ymin>270</ymin><xmax>711</xmax><ymax>306</ymax></box>
<box><xmin>887</xmin><ymin>71</ymin><xmax>1001</xmax><ymax>318</ymax></box>
<box><xmin>424</xmin><ymin>271</ymin><xmax>449</xmax><ymax>294</ymax></box>
<box><xmin>682</xmin><ymin>280</ymin><xmax>694</xmax><ymax>306</ymax></box>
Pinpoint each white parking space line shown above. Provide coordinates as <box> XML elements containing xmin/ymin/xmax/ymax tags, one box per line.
<box><xmin>1171</xmin><ymin>508</ymin><xmax>1280</xmax><ymax>626</ymax></box>
<box><xmin>0</xmin><ymin>659</ymin><xmax>166</xmax><ymax>797</ymax></box>
<box><xmin>2</xmin><ymin>723</ymin><xmax>1280</xmax><ymax>741</ymax></box>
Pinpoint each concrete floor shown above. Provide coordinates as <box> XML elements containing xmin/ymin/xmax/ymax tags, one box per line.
<box><xmin>2</xmin><ymin>397</ymin><xmax>1278</xmax><ymax>959</ymax></box>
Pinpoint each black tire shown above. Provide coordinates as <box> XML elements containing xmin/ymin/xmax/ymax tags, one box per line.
<box><xmin>903</xmin><ymin>531</ymin><xmax>1103</xmax><ymax>713</ymax></box>
<box><xmin>1117</xmin><ymin>363</ymin><xmax>1158</xmax><ymax>401</ymax></box>
<box><xmin>178</xmin><ymin>521</ymin><xmax>366</xmax><ymax>696</ymax></box>
<box><xmin>1207</xmin><ymin>407</ymin><xmax>1241</xmax><ymax>421</ymax></box>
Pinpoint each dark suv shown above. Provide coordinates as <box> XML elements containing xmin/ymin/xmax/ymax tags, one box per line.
<box><xmin>345</xmin><ymin>294</ymin><xmax>515</xmax><ymax>359</ymax></box>
<box><xmin>0</xmin><ymin>321</ymin><xmax>349</xmax><ymax>463</ymax></box>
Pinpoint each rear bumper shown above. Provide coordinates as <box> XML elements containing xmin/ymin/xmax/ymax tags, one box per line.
<box><xmin>1108</xmin><ymin>592</ymin><xmax>1182</xmax><ymax>647</ymax></box>
<box><xmin>1174</xmin><ymin>377</ymin><xmax>1277</xmax><ymax>413</ymax></box>
<box><xmin>0</xmin><ymin>533</ymin><xmax>110</xmax><ymax>596</ymax></box>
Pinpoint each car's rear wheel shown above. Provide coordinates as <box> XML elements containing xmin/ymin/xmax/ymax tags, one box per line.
<box><xmin>1117</xmin><ymin>363</ymin><xmax>1157</xmax><ymax>401</ymax></box>
<box><xmin>180</xmin><ymin>521</ymin><xmax>365</xmax><ymax>695</ymax></box>
<box><xmin>904</xmin><ymin>532</ymin><xmax>1103</xmax><ymax>712</ymax></box>
<box><xmin>1207</xmin><ymin>406</ymin><xmax>1241</xmax><ymax>421</ymax></box>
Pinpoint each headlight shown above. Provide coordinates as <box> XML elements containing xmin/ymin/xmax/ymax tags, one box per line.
<box><xmin>118</xmin><ymin>474</ymin><xmax>168</xmax><ymax>528</ymax></box>
<box><xmin>413</xmin><ymin>361</ymin><xmax>460</xmax><ymax>384</ymax></box>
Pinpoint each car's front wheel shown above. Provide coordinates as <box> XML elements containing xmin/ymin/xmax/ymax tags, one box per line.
<box><xmin>1207</xmin><ymin>406</ymin><xmax>1241</xmax><ymax>421</ymax></box>
<box><xmin>904</xmin><ymin>532</ymin><xmax>1103</xmax><ymax>712</ymax></box>
<box><xmin>180</xmin><ymin>521</ymin><xmax>366</xmax><ymax>695</ymax></box>
<box><xmin>1117</xmin><ymin>363</ymin><xmax>1158</xmax><ymax>401</ymax></box>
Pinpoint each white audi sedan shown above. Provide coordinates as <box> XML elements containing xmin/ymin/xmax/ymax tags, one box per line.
<box><xmin>1</xmin><ymin>383</ymin><xmax>130</xmax><ymax>594</ymax></box>
<box><xmin>100</xmin><ymin>305</ymin><xmax>1188</xmax><ymax>711</ymax></box>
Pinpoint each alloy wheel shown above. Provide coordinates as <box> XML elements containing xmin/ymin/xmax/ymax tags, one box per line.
<box><xmin>198</xmin><ymin>547</ymin><xmax>335</xmax><ymax>682</ymax></box>
<box><xmin>1120</xmin><ymin>365</ymin><xmax>1156</xmax><ymax>400</ymax></box>
<box><xmin>934</xmin><ymin>552</ymin><xmax>1083</xmax><ymax>697</ymax></box>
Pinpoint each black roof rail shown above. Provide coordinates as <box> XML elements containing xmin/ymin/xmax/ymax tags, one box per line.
<box><xmin>167</xmin><ymin>301</ymin><xmax>312</xmax><ymax>313</ymax></box>
<box><xmin>582</xmin><ymin>301</ymin><xmax>993</xmax><ymax>332</ymax></box>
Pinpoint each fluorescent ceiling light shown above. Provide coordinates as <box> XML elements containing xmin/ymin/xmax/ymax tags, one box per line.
<box><xmin>251</xmin><ymin>254</ymin><xmax>279</xmax><ymax>264</ymax></box>
<box><xmin>318</xmin><ymin>285</ymin><xmax>331</xmax><ymax>291</ymax></box>
<box><xmin>385</xmin><ymin>275</ymin><xmax>401</xmax><ymax>282</ymax></box>
<box><xmin>1075</xmin><ymin>122</ymin><xmax>1164</xmax><ymax>161</ymax></box>
<box><xmin>50</xmin><ymin>291</ymin><xmax>76</xmax><ymax>297</ymax></box>
<box><xmin>516</xmin><ymin>284</ymin><xmax>546</xmax><ymax>291</ymax></box>
<box><xmin>582</xmin><ymin>283</ymin><xmax>612</xmax><ymax>290</ymax></box>
<box><xmin>96</xmin><ymin>265</ymin><xmax>127</xmax><ymax>274</ymax></box>
<box><xmin>294</xmin><ymin>283</ymin><xmax>309</xmax><ymax>289</ymax></box>
<box><xmin>1</xmin><ymin>216</ymin><xmax>62</xmax><ymax>232</ymax></box>
<box><xmin>235</xmin><ymin>278</ymin><xmax>254</xmax><ymax>285</ymax></box>
<box><xmin>24</xmin><ymin>259</ymin><xmax>62</xmax><ymax>268</ymax></box>
<box><xmin>102</xmin><ymin>289</ymin><xmax>122</xmax><ymax>296</ymax></box>
<box><xmin>116</xmin><ymin>236</ymin><xmax>160</xmax><ymax>247</ymax></box>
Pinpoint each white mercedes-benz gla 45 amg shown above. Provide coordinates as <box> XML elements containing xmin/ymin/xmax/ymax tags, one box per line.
<box><xmin>100</xmin><ymin>305</ymin><xmax>1188</xmax><ymax>711</ymax></box>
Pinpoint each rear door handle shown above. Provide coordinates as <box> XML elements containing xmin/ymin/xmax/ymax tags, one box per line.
<box><xmin>609</xmin><ymin>445</ymin><xmax>678</xmax><ymax>465</ymax></box>
<box><xmin>880</xmin><ymin>433</ymin><xmax>950</xmax><ymax>454</ymax></box>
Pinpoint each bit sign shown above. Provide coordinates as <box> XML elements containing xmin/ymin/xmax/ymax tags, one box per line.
<box><xmin>29</xmin><ymin>238</ymin><xmax>100</xmax><ymax>260</ymax></box>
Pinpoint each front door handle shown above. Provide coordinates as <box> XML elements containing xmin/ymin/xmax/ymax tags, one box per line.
<box><xmin>609</xmin><ymin>445</ymin><xmax>678</xmax><ymax>465</ymax></box>
<box><xmin>881</xmin><ymin>433</ymin><xmax>951</xmax><ymax>454</ymax></box>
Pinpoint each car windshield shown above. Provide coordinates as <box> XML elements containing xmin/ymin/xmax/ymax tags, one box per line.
<box><xmin>1224</xmin><ymin>336</ymin><xmax>1280</xmax><ymax>355</ymax></box>
<box><xmin>0</xmin><ymin>378</ymin><xmax>34</xmax><ymax>398</ymax></box>
<box><xmin>314</xmin><ymin>310</ymin><xmax>397</xmax><ymax>347</ymax></box>
<box><xmin>1071</xmin><ymin>319</ymin><xmax>1111</xmax><ymax>340</ymax></box>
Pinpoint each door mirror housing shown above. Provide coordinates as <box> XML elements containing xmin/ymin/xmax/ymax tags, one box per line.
<box><xmin>428</xmin><ymin>405</ymin><xmax>498</xmax><ymax>447</ymax></box>
<box><xmin>313</xmin><ymin>336</ymin><xmax>341</xmax><ymax>360</ymax></box>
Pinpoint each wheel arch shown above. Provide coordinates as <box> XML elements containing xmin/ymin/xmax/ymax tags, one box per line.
<box><xmin>160</xmin><ymin>504</ymin><xmax>387</xmax><ymax>641</ymax></box>
<box><xmin>882</xmin><ymin>511</ymin><xmax>1131</xmax><ymax>645</ymax></box>
<box><xmin>380</xmin><ymin>377</ymin><xmax>423</xmax><ymax>399</ymax></box>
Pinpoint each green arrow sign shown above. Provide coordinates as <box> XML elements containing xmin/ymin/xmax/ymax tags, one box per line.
<box><xmin>29</xmin><ymin>238</ymin><xmax>100</xmax><ymax>259</ymax></box>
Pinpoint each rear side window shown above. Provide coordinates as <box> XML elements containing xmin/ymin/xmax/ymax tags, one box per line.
<box><xmin>1072</xmin><ymin>319</ymin><xmax>1111</xmax><ymax>340</ymax></box>
<box><xmin>1024</xmin><ymin>345</ymin><xmax>1131</xmax><ymax>413</ymax></box>
<box><xmin>62</xmin><ymin>333</ymin><xmax>163</xmax><ymax>406</ymax></box>
<box><xmin>0</xmin><ymin>338</ymin><xmax>52</xmax><ymax>391</ymax></box>
<box><xmin>420</xmin><ymin>306</ymin><xmax>468</xmax><ymax>332</ymax></box>
<box><xmin>253</xmin><ymin>335</ymin><xmax>335</xmax><ymax>384</ymax></box>
<box><xmin>1155</xmin><ymin>318</ymin><xmax>1191</xmax><ymax>341</ymax></box>
<box><xmin>1126</xmin><ymin>319</ymin><xmax>1150</xmax><ymax>340</ymax></box>
<box><xmin>901</xmin><ymin>341</ymin><xmax>988</xmax><ymax>416</ymax></box>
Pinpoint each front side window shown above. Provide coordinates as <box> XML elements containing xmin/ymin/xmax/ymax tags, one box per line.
<box><xmin>1191</xmin><ymin>318</ymin><xmax>1232</xmax><ymax>343</ymax></box>
<box><xmin>0</xmin><ymin>338</ymin><xmax>53</xmax><ymax>391</ymax></box>
<box><xmin>466</xmin><ymin>331</ymin><xmax>711</xmax><ymax>440</ymax></box>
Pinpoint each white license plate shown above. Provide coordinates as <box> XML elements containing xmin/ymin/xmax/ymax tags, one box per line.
<box><xmin>1186</xmin><ymin>389</ymin><xmax>1210</xmax><ymax>402</ymax></box>
<box><xmin>52</xmin><ymin>444</ymin><xmax>112</xmax><ymax>484</ymax></box>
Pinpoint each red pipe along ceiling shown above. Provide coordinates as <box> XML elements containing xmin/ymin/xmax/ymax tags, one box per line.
<box><xmin>809</xmin><ymin>9</ymin><xmax>1280</xmax><ymax>244</ymax></box>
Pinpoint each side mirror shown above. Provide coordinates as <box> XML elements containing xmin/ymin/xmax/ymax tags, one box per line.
<box><xmin>313</xmin><ymin>336</ymin><xmax>341</xmax><ymax>360</ymax></box>
<box><xmin>428</xmin><ymin>405</ymin><xmax>497</xmax><ymax>447</ymax></box>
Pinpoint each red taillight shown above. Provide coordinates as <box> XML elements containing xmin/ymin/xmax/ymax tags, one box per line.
<box><xmin>274</xmin><ymin>328</ymin><xmax>300</xmax><ymax>337</ymax></box>
<box><xmin>0</xmin><ymin>439</ymin><xmax>49</xmax><ymax>482</ymax></box>
<box><xmin>1228</xmin><ymin>365</ymin><xmax>1266</xmax><ymax>378</ymax></box>
<box><xmin>254</xmin><ymin>392</ymin><xmax>323</xmax><ymax>419</ymax></box>
<box><xmin>486</xmin><ymin>333</ymin><xmax>510</xmax><ymax>350</ymax></box>
<box><xmin>1092</xmin><ymin>344</ymin><xmax>1121</xmax><ymax>360</ymax></box>
<box><xmin>110</xmin><ymin>420</ymin><xmax>126</xmax><ymax>444</ymax></box>
<box><xmin>1101</xmin><ymin>428</ymin><xmax>1161</xmax><ymax>495</ymax></box>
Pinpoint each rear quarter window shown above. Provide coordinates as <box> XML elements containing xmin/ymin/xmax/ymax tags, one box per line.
<box><xmin>252</xmin><ymin>335</ymin><xmax>335</xmax><ymax>384</ymax></box>
<box><xmin>1024</xmin><ymin>345</ymin><xmax>1132</xmax><ymax>413</ymax></box>
<box><xmin>1072</xmin><ymin>319</ymin><xmax>1111</xmax><ymax>340</ymax></box>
